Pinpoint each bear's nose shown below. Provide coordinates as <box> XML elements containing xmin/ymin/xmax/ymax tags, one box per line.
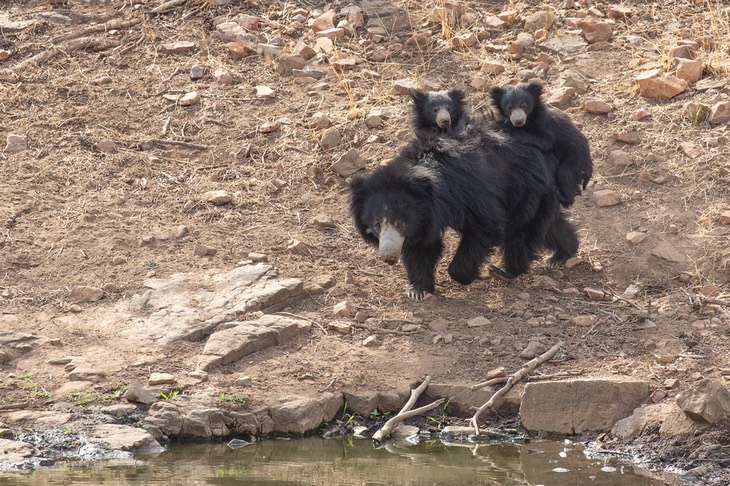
<box><xmin>382</xmin><ymin>256</ymin><xmax>397</xmax><ymax>265</ymax></box>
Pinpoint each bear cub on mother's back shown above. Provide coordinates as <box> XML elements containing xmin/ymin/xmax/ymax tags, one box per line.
<box><xmin>490</xmin><ymin>80</ymin><xmax>593</xmax><ymax>208</ymax></box>
<box><xmin>410</xmin><ymin>89</ymin><xmax>469</xmax><ymax>138</ymax></box>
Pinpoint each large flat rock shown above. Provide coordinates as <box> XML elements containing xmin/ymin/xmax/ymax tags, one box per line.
<box><xmin>197</xmin><ymin>315</ymin><xmax>310</xmax><ymax>370</ymax></box>
<box><xmin>122</xmin><ymin>263</ymin><xmax>304</xmax><ymax>344</ymax></box>
<box><xmin>520</xmin><ymin>379</ymin><xmax>650</xmax><ymax>434</ymax></box>
<box><xmin>90</xmin><ymin>424</ymin><xmax>163</xmax><ymax>452</ymax></box>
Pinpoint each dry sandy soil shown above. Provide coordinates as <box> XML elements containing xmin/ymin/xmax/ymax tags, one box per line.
<box><xmin>1</xmin><ymin>0</ymin><xmax>729</xmax><ymax>481</ymax></box>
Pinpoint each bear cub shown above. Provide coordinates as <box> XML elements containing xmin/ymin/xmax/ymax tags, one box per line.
<box><xmin>490</xmin><ymin>80</ymin><xmax>593</xmax><ymax>208</ymax></box>
<box><xmin>410</xmin><ymin>89</ymin><xmax>470</xmax><ymax>139</ymax></box>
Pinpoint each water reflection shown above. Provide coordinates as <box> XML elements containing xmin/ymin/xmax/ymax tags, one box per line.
<box><xmin>0</xmin><ymin>437</ymin><xmax>678</xmax><ymax>485</ymax></box>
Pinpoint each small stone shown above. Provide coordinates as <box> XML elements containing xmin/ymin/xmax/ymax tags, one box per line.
<box><xmin>708</xmin><ymin>101</ymin><xmax>730</xmax><ymax>125</ymax></box>
<box><xmin>626</xmin><ymin>231</ymin><xmax>648</xmax><ymax>245</ymax></box>
<box><xmin>276</xmin><ymin>54</ymin><xmax>306</xmax><ymax>76</ymax></box>
<box><xmin>362</xmin><ymin>335</ymin><xmax>379</xmax><ymax>347</ymax></box>
<box><xmin>178</xmin><ymin>91</ymin><xmax>200</xmax><ymax>106</ymax></box>
<box><xmin>720</xmin><ymin>211</ymin><xmax>730</xmax><ymax>225</ymax></box>
<box><xmin>320</xmin><ymin>127</ymin><xmax>341</xmax><ymax>149</ymax></box>
<box><xmin>545</xmin><ymin>87</ymin><xmax>575</xmax><ymax>107</ymax></box>
<box><xmin>584</xmin><ymin>99</ymin><xmax>612</xmax><ymax>114</ymax></box>
<box><xmin>309</xmin><ymin>112</ymin><xmax>331</xmax><ymax>129</ymax></box>
<box><xmin>259</xmin><ymin>120</ymin><xmax>281</xmax><ymax>133</ymax></box>
<box><xmin>101</xmin><ymin>283</ymin><xmax>118</xmax><ymax>293</ymax></box>
<box><xmin>95</xmin><ymin>140</ymin><xmax>117</xmax><ymax>153</ymax></box>
<box><xmin>631</xmin><ymin>108</ymin><xmax>652</xmax><ymax>121</ymax></box>
<box><xmin>287</xmin><ymin>239</ymin><xmax>310</xmax><ymax>254</ymax></box>
<box><xmin>635</xmin><ymin>69</ymin><xmax>687</xmax><ymax>99</ymax></box>
<box><xmin>255</xmin><ymin>86</ymin><xmax>275</xmax><ymax>99</ymax></box>
<box><xmin>429</xmin><ymin>318</ymin><xmax>449</xmax><ymax>332</ymax></box>
<box><xmin>329</xmin><ymin>321</ymin><xmax>352</xmax><ymax>334</ymax></box>
<box><xmin>227</xmin><ymin>41</ymin><xmax>257</xmax><ymax>58</ymax></box>
<box><xmin>193</xmin><ymin>244</ymin><xmax>216</xmax><ymax>257</ymax></box>
<box><xmin>577</xmin><ymin>18</ymin><xmax>613</xmax><ymax>43</ymax></box>
<box><xmin>584</xmin><ymin>287</ymin><xmax>612</xmax><ymax>301</ymax></box>
<box><xmin>293</xmin><ymin>42</ymin><xmax>317</xmax><ymax>60</ymax></box>
<box><xmin>330</xmin><ymin>149</ymin><xmax>366</xmax><ymax>177</ymax></box>
<box><xmin>593</xmin><ymin>189</ymin><xmax>620</xmax><ymax>207</ymax></box>
<box><xmin>614</xmin><ymin>132</ymin><xmax>640</xmax><ymax>144</ymax></box>
<box><xmin>610</xmin><ymin>150</ymin><xmax>633</xmax><ymax>166</ymax></box>
<box><xmin>68</xmin><ymin>286</ymin><xmax>104</xmax><ymax>303</ymax></box>
<box><xmin>311</xmin><ymin>214</ymin><xmax>335</xmax><ymax>228</ymax></box>
<box><xmin>257</xmin><ymin>43</ymin><xmax>282</xmax><ymax>59</ymax></box>
<box><xmin>392</xmin><ymin>78</ymin><xmax>419</xmax><ymax>96</ymax></box>
<box><xmin>564</xmin><ymin>257</ymin><xmax>582</xmax><ymax>269</ymax></box>
<box><xmin>570</xmin><ymin>315</ymin><xmax>598</xmax><ymax>327</ymax></box>
<box><xmin>204</xmin><ymin>190</ymin><xmax>232</xmax><ymax>205</ymax></box>
<box><xmin>451</xmin><ymin>32</ymin><xmax>478</xmax><ymax>48</ymax></box>
<box><xmin>365</xmin><ymin>116</ymin><xmax>383</xmax><ymax>128</ymax></box>
<box><xmin>213</xmin><ymin>68</ymin><xmax>233</xmax><ymax>85</ymax></box>
<box><xmin>5</xmin><ymin>134</ymin><xmax>27</xmax><ymax>153</ymax></box>
<box><xmin>333</xmin><ymin>300</ymin><xmax>351</xmax><ymax>318</ymax></box>
<box><xmin>190</xmin><ymin>64</ymin><xmax>207</xmax><ymax>80</ymax></box>
<box><xmin>651</xmin><ymin>389</ymin><xmax>667</xmax><ymax>403</ymax></box>
<box><xmin>0</xmin><ymin>50</ymin><xmax>11</xmax><ymax>61</ymax></box>
<box><xmin>466</xmin><ymin>316</ymin><xmax>491</xmax><ymax>328</ymax></box>
<box><xmin>148</xmin><ymin>373</ymin><xmax>176</xmax><ymax>386</ymax></box>
<box><xmin>235</xmin><ymin>376</ymin><xmax>252</xmax><ymax>387</ymax></box>
<box><xmin>481</xmin><ymin>61</ymin><xmax>506</xmax><ymax>75</ymax></box>
<box><xmin>675</xmin><ymin>59</ymin><xmax>702</xmax><ymax>83</ymax></box>
<box><xmin>524</xmin><ymin>11</ymin><xmax>555</xmax><ymax>33</ymax></box>
<box><xmin>162</xmin><ymin>41</ymin><xmax>196</xmax><ymax>54</ymax></box>
<box><xmin>520</xmin><ymin>341</ymin><xmax>546</xmax><ymax>359</ymax></box>
<box><xmin>470</xmin><ymin>77</ymin><xmax>488</xmax><ymax>91</ymax></box>
<box><xmin>248</xmin><ymin>252</ymin><xmax>267</xmax><ymax>262</ymax></box>
<box><xmin>562</xmin><ymin>287</ymin><xmax>580</xmax><ymax>297</ymax></box>
<box><xmin>237</xmin><ymin>14</ymin><xmax>260</xmax><ymax>30</ymax></box>
<box><xmin>125</xmin><ymin>384</ymin><xmax>157</xmax><ymax>405</ymax></box>
<box><xmin>311</xmin><ymin>9</ymin><xmax>336</xmax><ymax>32</ymax></box>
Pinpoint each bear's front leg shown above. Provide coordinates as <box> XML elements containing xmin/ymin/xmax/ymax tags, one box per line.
<box><xmin>401</xmin><ymin>239</ymin><xmax>443</xmax><ymax>300</ymax></box>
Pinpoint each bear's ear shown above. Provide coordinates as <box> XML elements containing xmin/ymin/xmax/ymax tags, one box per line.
<box><xmin>526</xmin><ymin>79</ymin><xmax>544</xmax><ymax>98</ymax></box>
<box><xmin>489</xmin><ymin>86</ymin><xmax>505</xmax><ymax>104</ymax></box>
<box><xmin>448</xmin><ymin>88</ymin><xmax>465</xmax><ymax>106</ymax></box>
<box><xmin>349</xmin><ymin>175</ymin><xmax>367</xmax><ymax>194</ymax></box>
<box><xmin>410</xmin><ymin>89</ymin><xmax>427</xmax><ymax>106</ymax></box>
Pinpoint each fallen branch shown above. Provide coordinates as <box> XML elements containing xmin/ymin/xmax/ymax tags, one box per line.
<box><xmin>372</xmin><ymin>375</ymin><xmax>441</xmax><ymax>444</ymax></box>
<box><xmin>0</xmin><ymin>402</ymin><xmax>29</xmax><ymax>411</ymax></box>
<box><xmin>470</xmin><ymin>341</ymin><xmax>565</xmax><ymax>435</ymax></box>
<box><xmin>141</xmin><ymin>138</ymin><xmax>208</xmax><ymax>150</ymax></box>
<box><xmin>52</xmin><ymin>17</ymin><xmax>142</xmax><ymax>43</ymax></box>
<box><xmin>150</xmin><ymin>0</ymin><xmax>187</xmax><ymax>14</ymax></box>
<box><xmin>14</xmin><ymin>37</ymin><xmax>121</xmax><ymax>72</ymax></box>
<box><xmin>471</xmin><ymin>376</ymin><xmax>508</xmax><ymax>391</ymax></box>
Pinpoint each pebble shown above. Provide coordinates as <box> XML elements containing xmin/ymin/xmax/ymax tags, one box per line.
<box><xmin>319</xmin><ymin>127</ymin><xmax>341</xmax><ymax>149</ymax></box>
<box><xmin>362</xmin><ymin>335</ymin><xmax>379</xmax><ymax>347</ymax></box>
<box><xmin>5</xmin><ymin>134</ymin><xmax>28</xmax><ymax>153</ymax></box>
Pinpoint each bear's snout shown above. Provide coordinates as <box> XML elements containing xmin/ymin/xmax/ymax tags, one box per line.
<box><xmin>436</xmin><ymin>107</ymin><xmax>452</xmax><ymax>129</ymax></box>
<box><xmin>509</xmin><ymin>109</ymin><xmax>527</xmax><ymax>127</ymax></box>
<box><xmin>378</xmin><ymin>224</ymin><xmax>404</xmax><ymax>265</ymax></box>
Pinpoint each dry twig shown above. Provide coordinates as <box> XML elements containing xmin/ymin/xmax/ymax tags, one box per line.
<box><xmin>470</xmin><ymin>341</ymin><xmax>565</xmax><ymax>434</ymax></box>
<box><xmin>372</xmin><ymin>375</ymin><xmax>442</xmax><ymax>443</ymax></box>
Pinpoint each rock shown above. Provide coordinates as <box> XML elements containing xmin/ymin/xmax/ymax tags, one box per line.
<box><xmin>259</xmin><ymin>120</ymin><xmax>280</xmax><ymax>133</ymax></box>
<box><xmin>365</xmin><ymin>115</ymin><xmax>383</xmax><ymax>128</ymax></box>
<box><xmin>319</xmin><ymin>127</ymin><xmax>341</xmax><ymax>149</ymax></box>
<box><xmin>343</xmin><ymin>391</ymin><xmax>379</xmax><ymax>415</ymax></box>
<box><xmin>287</xmin><ymin>239</ymin><xmax>309</xmax><ymax>254</ymax></box>
<box><xmin>427</xmin><ymin>383</ymin><xmax>521</xmax><ymax>417</ymax></box>
<box><xmin>451</xmin><ymin>32</ymin><xmax>477</xmax><ymax>48</ymax></box>
<box><xmin>611</xmin><ymin>403</ymin><xmax>668</xmax><ymax>439</ymax></box>
<box><xmin>676</xmin><ymin>379</ymin><xmax>730</xmax><ymax>424</ymax></box>
<box><xmin>631</xmin><ymin>108</ymin><xmax>652</xmax><ymax>121</ymax></box>
<box><xmin>520</xmin><ymin>379</ymin><xmax>650</xmax><ymax>434</ymax></box>
<box><xmin>635</xmin><ymin>69</ymin><xmax>688</xmax><ymax>99</ymax></box>
<box><xmin>193</xmin><ymin>243</ymin><xmax>216</xmax><ymax>257</ymax></box>
<box><xmin>607</xmin><ymin>5</ymin><xmax>633</xmax><ymax>19</ymax></box>
<box><xmin>182</xmin><ymin>407</ymin><xmax>230</xmax><ymax>438</ymax></box>
<box><xmin>257</xmin><ymin>44</ymin><xmax>281</xmax><ymax>59</ymax></box>
<box><xmin>720</xmin><ymin>211</ymin><xmax>730</xmax><ymax>225</ymax></box>
<box><xmin>125</xmin><ymin>383</ymin><xmax>158</xmax><ymax>405</ymax></box>
<box><xmin>584</xmin><ymin>287</ymin><xmax>611</xmax><ymax>301</ymax></box>
<box><xmin>584</xmin><ymin>99</ymin><xmax>612</xmax><ymax>114</ymax></box>
<box><xmin>520</xmin><ymin>340</ymin><xmax>546</xmax><ymax>359</ymax></box>
<box><xmin>708</xmin><ymin>101</ymin><xmax>730</xmax><ymax>125</ymax></box>
<box><xmin>577</xmin><ymin>18</ymin><xmax>613</xmax><ymax>43</ymax></box>
<box><xmin>145</xmin><ymin>401</ymin><xmax>183</xmax><ymax>438</ymax></box>
<box><xmin>675</xmin><ymin>59</ymin><xmax>702</xmax><ymax>83</ymax></box>
<box><xmin>570</xmin><ymin>315</ymin><xmax>598</xmax><ymax>326</ymax></box>
<box><xmin>68</xmin><ymin>286</ymin><xmax>104</xmax><ymax>303</ymax></box>
<box><xmin>68</xmin><ymin>367</ymin><xmax>106</xmax><ymax>383</ymax></box>
<box><xmin>255</xmin><ymin>85</ymin><xmax>275</xmax><ymax>99</ymax></box>
<box><xmin>541</xmin><ymin>33</ymin><xmax>587</xmax><ymax>55</ymax></box>
<box><xmin>198</xmin><ymin>315</ymin><xmax>310</xmax><ymax>370</ymax></box>
<box><xmin>317</xmin><ymin>27</ymin><xmax>345</xmax><ymax>39</ymax></box>
<box><xmin>330</xmin><ymin>148</ymin><xmax>366</xmax><ymax>176</ymax></box>
<box><xmin>650</xmin><ymin>242</ymin><xmax>686</xmax><ymax>263</ymax></box>
<box><xmin>95</xmin><ymin>140</ymin><xmax>117</xmax><ymax>153</ymax></box>
<box><xmin>362</xmin><ymin>335</ymin><xmax>379</xmax><ymax>347</ymax></box>
<box><xmin>5</xmin><ymin>134</ymin><xmax>28</xmax><ymax>153</ymax></box>
<box><xmin>212</xmin><ymin>68</ymin><xmax>233</xmax><ymax>85</ymax></box>
<box><xmin>392</xmin><ymin>78</ymin><xmax>418</xmax><ymax>95</ymax></box>
<box><xmin>276</xmin><ymin>54</ymin><xmax>306</xmax><ymax>76</ymax></box>
<box><xmin>178</xmin><ymin>91</ymin><xmax>200</xmax><ymax>106</ymax></box>
<box><xmin>481</xmin><ymin>61</ymin><xmax>506</xmax><ymax>75</ymax></box>
<box><xmin>626</xmin><ymin>231</ymin><xmax>648</xmax><ymax>245</ymax></box>
<box><xmin>429</xmin><ymin>318</ymin><xmax>449</xmax><ymax>332</ymax></box>
<box><xmin>546</xmin><ymin>87</ymin><xmax>575</xmax><ymax>107</ymax></box>
<box><xmin>610</xmin><ymin>149</ymin><xmax>633</xmax><ymax>166</ymax></box>
<box><xmin>333</xmin><ymin>300</ymin><xmax>351</xmax><ymax>317</ymax></box>
<box><xmin>271</xmin><ymin>393</ymin><xmax>343</xmax><ymax>434</ymax></box>
<box><xmin>293</xmin><ymin>41</ymin><xmax>317</xmax><ymax>60</ymax></box>
<box><xmin>0</xmin><ymin>438</ymin><xmax>36</xmax><ymax>465</ymax></box>
<box><xmin>216</xmin><ymin>21</ymin><xmax>247</xmax><ymax>41</ymax></box>
<box><xmin>227</xmin><ymin>41</ymin><xmax>256</xmax><ymax>58</ymax></box>
<box><xmin>311</xmin><ymin>9</ymin><xmax>336</xmax><ymax>32</ymax></box>
<box><xmin>614</xmin><ymin>132</ymin><xmax>640</xmax><ymax>144</ymax></box>
<box><xmin>204</xmin><ymin>190</ymin><xmax>232</xmax><ymax>205</ymax></box>
<box><xmin>309</xmin><ymin>112</ymin><xmax>331</xmax><ymax>129</ymax></box>
<box><xmin>189</xmin><ymin>64</ymin><xmax>207</xmax><ymax>80</ymax></box>
<box><xmin>524</xmin><ymin>11</ymin><xmax>555</xmax><ymax>33</ymax></box>
<box><xmin>593</xmin><ymin>189</ymin><xmax>620</xmax><ymax>207</ymax></box>
<box><xmin>236</xmin><ymin>13</ymin><xmax>260</xmax><ymax>30</ymax></box>
<box><xmin>466</xmin><ymin>316</ymin><xmax>490</xmax><ymax>328</ymax></box>
<box><xmin>149</xmin><ymin>372</ymin><xmax>176</xmax><ymax>386</ymax></box>
<box><xmin>91</xmin><ymin>424</ymin><xmax>162</xmax><ymax>451</ymax></box>
<box><xmin>162</xmin><ymin>41</ymin><xmax>196</xmax><ymax>54</ymax></box>
<box><xmin>0</xmin><ymin>49</ymin><xmax>11</xmax><ymax>61</ymax></box>
<box><xmin>99</xmin><ymin>404</ymin><xmax>137</xmax><ymax>417</ymax></box>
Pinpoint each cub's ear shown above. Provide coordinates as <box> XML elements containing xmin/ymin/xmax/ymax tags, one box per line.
<box><xmin>349</xmin><ymin>175</ymin><xmax>368</xmax><ymax>196</ymax></box>
<box><xmin>526</xmin><ymin>79</ymin><xmax>544</xmax><ymax>98</ymax></box>
<box><xmin>489</xmin><ymin>86</ymin><xmax>505</xmax><ymax>104</ymax></box>
<box><xmin>448</xmin><ymin>88</ymin><xmax>465</xmax><ymax>105</ymax></box>
<box><xmin>410</xmin><ymin>89</ymin><xmax>428</xmax><ymax>105</ymax></box>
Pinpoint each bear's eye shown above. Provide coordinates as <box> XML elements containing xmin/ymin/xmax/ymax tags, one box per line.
<box><xmin>506</xmin><ymin>104</ymin><xmax>513</xmax><ymax>111</ymax></box>
<box><xmin>372</xmin><ymin>222</ymin><xmax>381</xmax><ymax>236</ymax></box>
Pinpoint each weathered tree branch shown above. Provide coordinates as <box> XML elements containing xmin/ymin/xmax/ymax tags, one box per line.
<box><xmin>470</xmin><ymin>341</ymin><xmax>565</xmax><ymax>435</ymax></box>
<box><xmin>372</xmin><ymin>375</ymin><xmax>441</xmax><ymax>443</ymax></box>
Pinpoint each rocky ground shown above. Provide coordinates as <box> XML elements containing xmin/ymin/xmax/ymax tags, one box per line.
<box><xmin>1</xmin><ymin>0</ymin><xmax>729</xmax><ymax>483</ymax></box>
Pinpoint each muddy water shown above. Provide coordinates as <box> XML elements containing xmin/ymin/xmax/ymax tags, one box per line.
<box><xmin>0</xmin><ymin>437</ymin><xmax>679</xmax><ymax>485</ymax></box>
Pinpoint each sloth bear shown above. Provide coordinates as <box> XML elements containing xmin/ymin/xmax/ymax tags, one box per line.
<box><xmin>410</xmin><ymin>88</ymin><xmax>470</xmax><ymax>139</ymax></box>
<box><xmin>489</xmin><ymin>80</ymin><xmax>593</xmax><ymax>207</ymax></box>
<box><xmin>350</xmin><ymin>123</ymin><xmax>578</xmax><ymax>298</ymax></box>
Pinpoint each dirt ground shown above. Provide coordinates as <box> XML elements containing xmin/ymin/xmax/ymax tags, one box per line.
<box><xmin>1</xmin><ymin>0</ymin><xmax>729</xmax><ymax>481</ymax></box>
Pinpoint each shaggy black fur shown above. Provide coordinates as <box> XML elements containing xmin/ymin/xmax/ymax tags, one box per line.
<box><xmin>489</xmin><ymin>80</ymin><xmax>593</xmax><ymax>207</ymax></box>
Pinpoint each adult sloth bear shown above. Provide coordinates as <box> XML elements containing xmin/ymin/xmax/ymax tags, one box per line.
<box><xmin>489</xmin><ymin>80</ymin><xmax>593</xmax><ymax>207</ymax></box>
<box><xmin>350</xmin><ymin>124</ymin><xmax>577</xmax><ymax>299</ymax></box>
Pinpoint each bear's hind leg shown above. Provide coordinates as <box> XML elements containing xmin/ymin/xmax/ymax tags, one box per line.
<box><xmin>545</xmin><ymin>213</ymin><xmax>579</xmax><ymax>268</ymax></box>
<box><xmin>401</xmin><ymin>239</ymin><xmax>443</xmax><ymax>300</ymax></box>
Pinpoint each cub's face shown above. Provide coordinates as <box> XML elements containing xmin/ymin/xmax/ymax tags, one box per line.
<box><xmin>410</xmin><ymin>89</ymin><xmax>466</xmax><ymax>133</ymax></box>
<box><xmin>490</xmin><ymin>82</ymin><xmax>543</xmax><ymax>128</ymax></box>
